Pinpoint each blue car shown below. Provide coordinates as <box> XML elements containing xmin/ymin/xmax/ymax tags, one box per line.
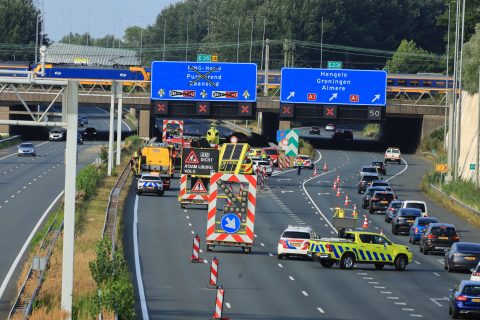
<box><xmin>449</xmin><ymin>280</ymin><xmax>480</xmax><ymax>319</ymax></box>
<box><xmin>409</xmin><ymin>217</ymin><xmax>438</xmax><ymax>244</ymax></box>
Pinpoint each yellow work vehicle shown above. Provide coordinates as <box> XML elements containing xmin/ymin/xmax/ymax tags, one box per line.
<box><xmin>219</xmin><ymin>143</ymin><xmax>253</xmax><ymax>174</ymax></box>
<box><xmin>136</xmin><ymin>144</ymin><xmax>174</xmax><ymax>190</ymax></box>
<box><xmin>308</xmin><ymin>230</ymin><xmax>413</xmax><ymax>271</ymax></box>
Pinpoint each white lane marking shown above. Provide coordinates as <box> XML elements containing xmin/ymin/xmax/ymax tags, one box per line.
<box><xmin>402</xmin><ymin>308</ymin><xmax>414</xmax><ymax>311</ymax></box>
<box><xmin>433</xmin><ymin>272</ymin><xmax>440</xmax><ymax>277</ymax></box>
<box><xmin>375</xmin><ymin>286</ymin><xmax>386</xmax><ymax>289</ymax></box>
<box><xmin>260</xmin><ymin>243</ymin><xmax>265</xmax><ymax>247</ymax></box>
<box><xmin>368</xmin><ymin>281</ymin><xmax>379</xmax><ymax>284</ymax></box>
<box><xmin>254</xmin><ymin>234</ymin><xmax>258</xmax><ymax>238</ymax></box>
<box><xmin>186</xmin><ymin>215</ymin><xmax>190</xmax><ymax>219</ymax></box>
<box><xmin>95</xmin><ymin>106</ymin><xmax>132</xmax><ymax>131</ymax></box>
<box><xmin>301</xmin><ymin>291</ymin><xmax>309</xmax><ymax>296</ymax></box>
<box><xmin>363</xmin><ymin>277</ymin><xmax>373</xmax><ymax>280</ymax></box>
<box><xmin>387</xmin><ymin>297</ymin><xmax>400</xmax><ymax>300</ymax></box>
<box><xmin>183</xmin><ymin>209</ymin><xmax>187</xmax><ymax>213</ymax></box>
<box><xmin>277</xmin><ymin>263</ymin><xmax>283</xmax><ymax>268</ymax></box>
<box><xmin>437</xmin><ymin>259</ymin><xmax>444</xmax><ymax>265</ymax></box>
<box><xmin>410</xmin><ymin>315</ymin><xmax>423</xmax><ymax>318</ymax></box>
<box><xmin>0</xmin><ymin>192</ymin><xmax>63</xmax><ymax>299</ymax></box>
<box><xmin>188</xmin><ymin>223</ymin><xmax>192</xmax><ymax>227</ymax></box>
<box><xmin>225</xmin><ymin>302</ymin><xmax>231</xmax><ymax>309</ymax></box>
<box><xmin>381</xmin><ymin>291</ymin><xmax>392</xmax><ymax>294</ymax></box>
<box><xmin>429</xmin><ymin>297</ymin><xmax>449</xmax><ymax>307</ymax></box>
<box><xmin>289</xmin><ymin>276</ymin><xmax>295</xmax><ymax>281</ymax></box>
<box><xmin>385</xmin><ymin>158</ymin><xmax>409</xmax><ymax>182</ymax></box>
<box><xmin>414</xmin><ymin>260</ymin><xmax>421</xmax><ymax>264</ymax></box>
<box><xmin>357</xmin><ymin>272</ymin><xmax>368</xmax><ymax>275</ymax></box>
<box><xmin>133</xmin><ymin>195</ymin><xmax>150</xmax><ymax>320</ymax></box>
<box><xmin>4</xmin><ymin>200</ymin><xmax>8</xmax><ymax>203</ymax></box>
<box><xmin>317</xmin><ymin>307</ymin><xmax>325</xmax><ymax>314</ymax></box>
<box><xmin>199</xmin><ymin>249</ymin><xmax>203</xmax><ymax>253</ymax></box>
<box><xmin>268</xmin><ymin>253</ymin><xmax>273</xmax><ymax>257</ymax></box>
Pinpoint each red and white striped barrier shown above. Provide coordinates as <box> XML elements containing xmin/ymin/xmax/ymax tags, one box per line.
<box><xmin>209</xmin><ymin>257</ymin><xmax>219</xmax><ymax>288</ymax></box>
<box><xmin>162</xmin><ymin>119</ymin><xmax>184</xmax><ymax>142</ymax></box>
<box><xmin>344</xmin><ymin>195</ymin><xmax>350</xmax><ymax>206</ymax></box>
<box><xmin>323</xmin><ymin>163</ymin><xmax>328</xmax><ymax>172</ymax></box>
<box><xmin>191</xmin><ymin>234</ymin><xmax>200</xmax><ymax>263</ymax></box>
<box><xmin>212</xmin><ymin>286</ymin><xmax>226</xmax><ymax>319</ymax></box>
<box><xmin>312</xmin><ymin>168</ymin><xmax>318</xmax><ymax>177</ymax></box>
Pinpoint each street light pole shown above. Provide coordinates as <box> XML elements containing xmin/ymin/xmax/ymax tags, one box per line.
<box><xmin>236</xmin><ymin>19</ymin><xmax>241</xmax><ymax>62</ymax></box>
<box><xmin>444</xmin><ymin>4</ymin><xmax>451</xmax><ymax>150</ymax></box>
<box><xmin>320</xmin><ymin>17</ymin><xmax>324</xmax><ymax>68</ymax></box>
<box><xmin>162</xmin><ymin>19</ymin><xmax>166</xmax><ymax>61</ymax></box>
<box><xmin>476</xmin><ymin>66</ymin><xmax>480</xmax><ymax>188</ymax></box>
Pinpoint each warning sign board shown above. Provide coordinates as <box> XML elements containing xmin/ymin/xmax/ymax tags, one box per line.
<box><xmin>191</xmin><ymin>178</ymin><xmax>207</xmax><ymax>193</ymax></box>
<box><xmin>181</xmin><ymin>148</ymin><xmax>219</xmax><ymax>175</ymax></box>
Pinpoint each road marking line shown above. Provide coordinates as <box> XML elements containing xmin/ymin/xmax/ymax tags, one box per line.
<box><xmin>402</xmin><ymin>308</ymin><xmax>414</xmax><ymax>311</ymax></box>
<box><xmin>317</xmin><ymin>307</ymin><xmax>325</xmax><ymax>314</ymax></box>
<box><xmin>330</xmin><ymin>230</ymin><xmax>335</xmax><ymax>234</ymax></box>
<box><xmin>199</xmin><ymin>249</ymin><xmax>203</xmax><ymax>253</ymax></box>
<box><xmin>254</xmin><ymin>234</ymin><xmax>258</xmax><ymax>238</ymax></box>
<box><xmin>188</xmin><ymin>223</ymin><xmax>192</xmax><ymax>227</ymax></box>
<box><xmin>225</xmin><ymin>302</ymin><xmax>231</xmax><ymax>309</ymax></box>
<box><xmin>409</xmin><ymin>315</ymin><xmax>423</xmax><ymax>318</ymax></box>
<box><xmin>368</xmin><ymin>281</ymin><xmax>379</xmax><ymax>284</ymax></box>
<box><xmin>133</xmin><ymin>195</ymin><xmax>149</xmax><ymax>320</ymax></box>
<box><xmin>363</xmin><ymin>277</ymin><xmax>373</xmax><ymax>280</ymax></box>
<box><xmin>437</xmin><ymin>259</ymin><xmax>444</xmax><ymax>265</ymax></box>
<box><xmin>17</xmin><ymin>190</ymin><xmax>20</xmax><ymax>193</ymax></box>
<box><xmin>289</xmin><ymin>276</ymin><xmax>294</xmax><ymax>281</ymax></box>
<box><xmin>357</xmin><ymin>272</ymin><xmax>368</xmax><ymax>275</ymax></box>
<box><xmin>381</xmin><ymin>291</ymin><xmax>392</xmax><ymax>294</ymax></box>
<box><xmin>277</xmin><ymin>263</ymin><xmax>283</xmax><ymax>268</ymax></box>
<box><xmin>387</xmin><ymin>297</ymin><xmax>400</xmax><ymax>300</ymax></box>
<box><xmin>385</xmin><ymin>158</ymin><xmax>409</xmax><ymax>182</ymax></box>
<box><xmin>268</xmin><ymin>253</ymin><xmax>273</xmax><ymax>257</ymax></box>
<box><xmin>433</xmin><ymin>272</ymin><xmax>440</xmax><ymax>277</ymax></box>
<box><xmin>191</xmin><ymin>230</ymin><xmax>195</xmax><ymax>234</ymax></box>
<box><xmin>260</xmin><ymin>243</ymin><xmax>265</xmax><ymax>247</ymax></box>
<box><xmin>11</xmin><ymin>195</ymin><xmax>14</xmax><ymax>198</ymax></box>
<box><xmin>414</xmin><ymin>260</ymin><xmax>421</xmax><ymax>264</ymax></box>
<box><xmin>302</xmin><ymin>291</ymin><xmax>309</xmax><ymax>296</ymax></box>
<box><xmin>374</xmin><ymin>286</ymin><xmax>386</xmax><ymax>289</ymax></box>
<box><xmin>183</xmin><ymin>209</ymin><xmax>187</xmax><ymax>213</ymax></box>
<box><xmin>186</xmin><ymin>215</ymin><xmax>190</xmax><ymax>219</ymax></box>
<box><xmin>4</xmin><ymin>200</ymin><xmax>8</xmax><ymax>203</ymax></box>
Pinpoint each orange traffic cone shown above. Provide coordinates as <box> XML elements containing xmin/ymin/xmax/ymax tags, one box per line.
<box><xmin>362</xmin><ymin>215</ymin><xmax>369</xmax><ymax>229</ymax></box>
<box><xmin>333</xmin><ymin>181</ymin><xmax>337</xmax><ymax>190</ymax></box>
<box><xmin>323</xmin><ymin>163</ymin><xmax>328</xmax><ymax>172</ymax></box>
<box><xmin>352</xmin><ymin>204</ymin><xmax>358</xmax><ymax>218</ymax></box>
<box><xmin>336</xmin><ymin>188</ymin><xmax>341</xmax><ymax>197</ymax></box>
<box><xmin>380</xmin><ymin>229</ymin><xmax>384</xmax><ymax>236</ymax></box>
<box><xmin>344</xmin><ymin>195</ymin><xmax>350</xmax><ymax>206</ymax></box>
<box><xmin>336</xmin><ymin>175</ymin><xmax>340</xmax><ymax>183</ymax></box>
<box><xmin>312</xmin><ymin>168</ymin><xmax>318</xmax><ymax>177</ymax></box>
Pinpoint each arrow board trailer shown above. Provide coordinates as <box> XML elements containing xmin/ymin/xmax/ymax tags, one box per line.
<box><xmin>280</xmin><ymin>68</ymin><xmax>387</xmax><ymax>106</ymax></box>
<box><xmin>150</xmin><ymin>61</ymin><xmax>257</xmax><ymax>102</ymax></box>
<box><xmin>178</xmin><ymin>174</ymin><xmax>210</xmax><ymax>208</ymax></box>
<box><xmin>206</xmin><ymin>173</ymin><xmax>257</xmax><ymax>253</ymax></box>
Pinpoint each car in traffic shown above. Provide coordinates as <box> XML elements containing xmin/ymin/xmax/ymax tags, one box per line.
<box><xmin>342</xmin><ymin>130</ymin><xmax>353</xmax><ymax>142</ymax></box>
<box><xmin>409</xmin><ymin>217</ymin><xmax>438</xmax><ymax>244</ymax></box>
<box><xmin>444</xmin><ymin>242</ymin><xmax>480</xmax><ymax>272</ymax></box>
<box><xmin>332</xmin><ymin>130</ymin><xmax>344</xmax><ymax>142</ymax></box>
<box><xmin>277</xmin><ymin>225</ymin><xmax>319</xmax><ymax>260</ymax></box>
<box><xmin>136</xmin><ymin>173</ymin><xmax>164</xmax><ymax>196</ymax></box>
<box><xmin>78</xmin><ymin>116</ymin><xmax>88</xmax><ymax>126</ymax></box>
<box><xmin>448</xmin><ymin>280</ymin><xmax>480</xmax><ymax>319</ymax></box>
<box><xmin>325</xmin><ymin>123</ymin><xmax>336</xmax><ymax>132</ymax></box>
<box><xmin>385</xmin><ymin>200</ymin><xmax>403</xmax><ymax>223</ymax></box>
<box><xmin>391</xmin><ymin>208</ymin><xmax>422</xmax><ymax>235</ymax></box>
<box><xmin>357</xmin><ymin>173</ymin><xmax>381</xmax><ymax>194</ymax></box>
<box><xmin>371</xmin><ymin>161</ymin><xmax>386</xmax><ymax>175</ymax></box>
<box><xmin>309</xmin><ymin>126</ymin><xmax>320</xmax><ymax>135</ymax></box>
<box><xmin>402</xmin><ymin>200</ymin><xmax>428</xmax><ymax>217</ymax></box>
<box><xmin>420</xmin><ymin>223</ymin><xmax>460</xmax><ymax>255</ymax></box>
<box><xmin>17</xmin><ymin>142</ymin><xmax>36</xmax><ymax>156</ymax></box>
<box><xmin>359</xmin><ymin>165</ymin><xmax>379</xmax><ymax>178</ymax></box>
<box><xmin>471</xmin><ymin>262</ymin><xmax>480</xmax><ymax>281</ymax></box>
<box><xmin>294</xmin><ymin>155</ymin><xmax>314</xmax><ymax>169</ymax></box>
<box><xmin>384</xmin><ymin>147</ymin><xmax>402</xmax><ymax>164</ymax></box>
<box><xmin>49</xmin><ymin>129</ymin><xmax>65</xmax><ymax>141</ymax></box>
<box><xmin>77</xmin><ymin>132</ymin><xmax>83</xmax><ymax>145</ymax></box>
<box><xmin>82</xmin><ymin>127</ymin><xmax>97</xmax><ymax>140</ymax></box>
<box><xmin>362</xmin><ymin>186</ymin><xmax>391</xmax><ymax>209</ymax></box>
<box><xmin>370</xmin><ymin>180</ymin><xmax>392</xmax><ymax>190</ymax></box>
<box><xmin>368</xmin><ymin>191</ymin><xmax>395</xmax><ymax>214</ymax></box>
<box><xmin>262</xmin><ymin>147</ymin><xmax>279</xmax><ymax>166</ymax></box>
<box><xmin>252</xmin><ymin>160</ymin><xmax>273</xmax><ymax>176</ymax></box>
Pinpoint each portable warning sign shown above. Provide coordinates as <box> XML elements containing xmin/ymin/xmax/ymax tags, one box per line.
<box><xmin>191</xmin><ymin>178</ymin><xmax>207</xmax><ymax>193</ymax></box>
<box><xmin>206</xmin><ymin>173</ymin><xmax>257</xmax><ymax>253</ymax></box>
<box><xmin>181</xmin><ymin>148</ymin><xmax>219</xmax><ymax>175</ymax></box>
<box><xmin>179</xmin><ymin>174</ymin><xmax>210</xmax><ymax>208</ymax></box>
<box><xmin>162</xmin><ymin>120</ymin><xmax>184</xmax><ymax>142</ymax></box>
<box><xmin>218</xmin><ymin>143</ymin><xmax>250</xmax><ymax>174</ymax></box>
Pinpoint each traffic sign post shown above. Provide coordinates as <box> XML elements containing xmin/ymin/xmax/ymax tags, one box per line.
<box><xmin>280</xmin><ymin>68</ymin><xmax>387</xmax><ymax>106</ymax></box>
<box><xmin>470</xmin><ymin>164</ymin><xmax>476</xmax><ymax>170</ymax></box>
<box><xmin>197</xmin><ymin>54</ymin><xmax>212</xmax><ymax>62</ymax></box>
<box><xmin>435</xmin><ymin>164</ymin><xmax>448</xmax><ymax>173</ymax></box>
<box><xmin>327</xmin><ymin>61</ymin><xmax>342</xmax><ymax>69</ymax></box>
<box><xmin>276</xmin><ymin>129</ymin><xmax>287</xmax><ymax>142</ymax></box>
<box><xmin>220</xmin><ymin>214</ymin><xmax>241</xmax><ymax>234</ymax></box>
<box><xmin>151</xmin><ymin>61</ymin><xmax>257</xmax><ymax>102</ymax></box>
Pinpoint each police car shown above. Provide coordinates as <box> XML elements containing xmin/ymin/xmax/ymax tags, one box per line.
<box><xmin>136</xmin><ymin>173</ymin><xmax>164</xmax><ymax>196</ymax></box>
<box><xmin>277</xmin><ymin>225</ymin><xmax>319</xmax><ymax>260</ymax></box>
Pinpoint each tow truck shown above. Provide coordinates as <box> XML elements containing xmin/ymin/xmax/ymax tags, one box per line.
<box><xmin>136</xmin><ymin>143</ymin><xmax>174</xmax><ymax>190</ymax></box>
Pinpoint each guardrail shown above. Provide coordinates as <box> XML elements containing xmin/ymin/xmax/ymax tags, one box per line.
<box><xmin>429</xmin><ymin>183</ymin><xmax>480</xmax><ymax>217</ymax></box>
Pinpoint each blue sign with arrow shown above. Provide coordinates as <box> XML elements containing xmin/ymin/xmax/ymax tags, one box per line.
<box><xmin>151</xmin><ymin>61</ymin><xmax>257</xmax><ymax>102</ymax></box>
<box><xmin>276</xmin><ymin>129</ymin><xmax>287</xmax><ymax>142</ymax></box>
<box><xmin>220</xmin><ymin>214</ymin><xmax>241</xmax><ymax>234</ymax></box>
<box><xmin>280</xmin><ymin>68</ymin><xmax>387</xmax><ymax>106</ymax></box>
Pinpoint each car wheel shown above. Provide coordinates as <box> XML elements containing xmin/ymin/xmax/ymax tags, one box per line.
<box><xmin>423</xmin><ymin>246</ymin><xmax>429</xmax><ymax>255</ymax></box>
<box><xmin>444</xmin><ymin>261</ymin><xmax>448</xmax><ymax>270</ymax></box>
<box><xmin>451</xmin><ymin>306</ymin><xmax>459</xmax><ymax>319</ymax></box>
<box><xmin>320</xmin><ymin>260</ymin><xmax>335</xmax><ymax>268</ymax></box>
<box><xmin>374</xmin><ymin>263</ymin><xmax>385</xmax><ymax>270</ymax></box>
<box><xmin>394</xmin><ymin>255</ymin><xmax>407</xmax><ymax>271</ymax></box>
<box><xmin>408</xmin><ymin>236</ymin><xmax>412</xmax><ymax>244</ymax></box>
<box><xmin>448</xmin><ymin>304</ymin><xmax>452</xmax><ymax>315</ymax></box>
<box><xmin>392</xmin><ymin>226</ymin><xmax>398</xmax><ymax>235</ymax></box>
<box><xmin>447</xmin><ymin>262</ymin><xmax>455</xmax><ymax>273</ymax></box>
<box><xmin>136</xmin><ymin>191</ymin><xmax>142</xmax><ymax>196</ymax></box>
<box><xmin>419</xmin><ymin>244</ymin><xmax>424</xmax><ymax>253</ymax></box>
<box><xmin>339</xmin><ymin>253</ymin><xmax>355</xmax><ymax>270</ymax></box>
<box><xmin>158</xmin><ymin>192</ymin><xmax>164</xmax><ymax>197</ymax></box>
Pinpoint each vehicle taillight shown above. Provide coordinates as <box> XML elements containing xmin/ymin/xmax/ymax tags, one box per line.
<box><xmin>473</xmin><ymin>272</ymin><xmax>480</xmax><ymax>277</ymax></box>
<box><xmin>389</xmin><ymin>208</ymin><xmax>395</xmax><ymax>211</ymax></box>
<box><xmin>427</xmin><ymin>234</ymin><xmax>436</xmax><ymax>239</ymax></box>
<box><xmin>452</xmin><ymin>235</ymin><xmax>460</xmax><ymax>241</ymax></box>
<box><xmin>371</xmin><ymin>197</ymin><xmax>379</xmax><ymax>201</ymax></box>
<box><xmin>415</xmin><ymin>228</ymin><xmax>419</xmax><ymax>233</ymax></box>
<box><xmin>325</xmin><ymin>244</ymin><xmax>333</xmax><ymax>252</ymax></box>
<box><xmin>456</xmin><ymin>295</ymin><xmax>468</xmax><ymax>302</ymax></box>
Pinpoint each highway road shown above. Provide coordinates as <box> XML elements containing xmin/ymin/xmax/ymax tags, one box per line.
<box><xmin>124</xmin><ymin>145</ymin><xmax>480</xmax><ymax>319</ymax></box>
<box><xmin>0</xmin><ymin>105</ymin><xmax>131</xmax><ymax>316</ymax></box>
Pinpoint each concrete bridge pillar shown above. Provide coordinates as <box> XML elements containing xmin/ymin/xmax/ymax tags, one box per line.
<box><xmin>279</xmin><ymin>120</ymin><xmax>291</xmax><ymax>130</ymax></box>
<box><xmin>138</xmin><ymin>108</ymin><xmax>151</xmax><ymax>140</ymax></box>
<box><xmin>129</xmin><ymin>107</ymin><xmax>136</xmax><ymax>119</ymax></box>
<box><xmin>0</xmin><ymin>106</ymin><xmax>9</xmax><ymax>136</ymax></box>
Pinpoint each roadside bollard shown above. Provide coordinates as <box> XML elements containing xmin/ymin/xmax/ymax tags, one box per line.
<box><xmin>191</xmin><ymin>234</ymin><xmax>200</xmax><ymax>263</ymax></box>
<box><xmin>209</xmin><ymin>257</ymin><xmax>219</xmax><ymax>288</ymax></box>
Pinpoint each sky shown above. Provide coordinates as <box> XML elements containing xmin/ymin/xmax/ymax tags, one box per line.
<box><xmin>42</xmin><ymin>0</ymin><xmax>179</xmax><ymax>42</ymax></box>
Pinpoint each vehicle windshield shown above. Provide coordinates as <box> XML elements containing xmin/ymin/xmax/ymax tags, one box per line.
<box><xmin>418</xmin><ymin>218</ymin><xmax>437</xmax><ymax>226</ymax></box>
<box><xmin>282</xmin><ymin>231</ymin><xmax>310</xmax><ymax>239</ymax></box>
<box><xmin>456</xmin><ymin>244</ymin><xmax>480</xmax><ymax>253</ymax></box>
<box><xmin>405</xmin><ymin>203</ymin><xmax>426</xmax><ymax>212</ymax></box>
<box><xmin>299</xmin><ymin>156</ymin><xmax>309</xmax><ymax>160</ymax></box>
<box><xmin>263</xmin><ymin>149</ymin><xmax>278</xmax><ymax>155</ymax></box>
<box><xmin>20</xmin><ymin>143</ymin><xmax>33</xmax><ymax>148</ymax></box>
<box><xmin>374</xmin><ymin>193</ymin><xmax>394</xmax><ymax>201</ymax></box>
<box><xmin>362</xmin><ymin>175</ymin><xmax>379</xmax><ymax>182</ymax></box>
<box><xmin>399</xmin><ymin>209</ymin><xmax>421</xmax><ymax>217</ymax></box>
<box><xmin>391</xmin><ymin>202</ymin><xmax>403</xmax><ymax>208</ymax></box>
<box><xmin>141</xmin><ymin>176</ymin><xmax>161</xmax><ymax>181</ymax></box>
<box><xmin>462</xmin><ymin>285</ymin><xmax>480</xmax><ymax>296</ymax></box>
<box><xmin>362</xmin><ymin>167</ymin><xmax>377</xmax><ymax>173</ymax></box>
<box><xmin>430</xmin><ymin>227</ymin><xmax>456</xmax><ymax>236</ymax></box>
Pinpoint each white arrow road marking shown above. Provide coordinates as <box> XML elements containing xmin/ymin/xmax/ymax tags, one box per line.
<box><xmin>329</xmin><ymin>93</ymin><xmax>338</xmax><ymax>101</ymax></box>
<box><xmin>225</xmin><ymin>217</ymin><xmax>236</xmax><ymax>229</ymax></box>
<box><xmin>429</xmin><ymin>297</ymin><xmax>449</xmax><ymax>307</ymax></box>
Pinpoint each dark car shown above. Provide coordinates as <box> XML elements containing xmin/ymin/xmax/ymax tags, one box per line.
<box><xmin>391</xmin><ymin>208</ymin><xmax>422</xmax><ymax>235</ymax></box>
<box><xmin>309</xmin><ymin>126</ymin><xmax>320</xmax><ymax>135</ymax></box>
<box><xmin>420</xmin><ymin>223</ymin><xmax>460</xmax><ymax>255</ymax></box>
<box><xmin>372</xmin><ymin>161</ymin><xmax>386</xmax><ymax>175</ymax></box>
<box><xmin>77</xmin><ymin>133</ymin><xmax>83</xmax><ymax>145</ymax></box>
<box><xmin>409</xmin><ymin>217</ymin><xmax>438</xmax><ymax>244</ymax></box>
<box><xmin>385</xmin><ymin>200</ymin><xmax>403</xmax><ymax>223</ymax></box>
<box><xmin>357</xmin><ymin>173</ymin><xmax>381</xmax><ymax>194</ymax></box>
<box><xmin>444</xmin><ymin>242</ymin><xmax>480</xmax><ymax>272</ymax></box>
<box><xmin>448</xmin><ymin>280</ymin><xmax>480</xmax><ymax>319</ymax></box>
<box><xmin>342</xmin><ymin>130</ymin><xmax>353</xmax><ymax>142</ymax></box>
<box><xmin>362</xmin><ymin>186</ymin><xmax>390</xmax><ymax>209</ymax></box>
<box><xmin>332</xmin><ymin>130</ymin><xmax>344</xmax><ymax>142</ymax></box>
<box><xmin>369</xmin><ymin>191</ymin><xmax>395</xmax><ymax>214</ymax></box>
<box><xmin>82</xmin><ymin>127</ymin><xmax>97</xmax><ymax>140</ymax></box>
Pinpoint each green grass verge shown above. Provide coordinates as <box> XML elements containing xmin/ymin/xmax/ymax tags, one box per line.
<box><xmin>0</xmin><ymin>137</ymin><xmax>21</xmax><ymax>149</ymax></box>
<box><xmin>362</xmin><ymin>123</ymin><xmax>380</xmax><ymax>138</ymax></box>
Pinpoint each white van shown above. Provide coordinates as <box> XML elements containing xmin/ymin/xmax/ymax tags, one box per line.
<box><xmin>401</xmin><ymin>201</ymin><xmax>428</xmax><ymax>217</ymax></box>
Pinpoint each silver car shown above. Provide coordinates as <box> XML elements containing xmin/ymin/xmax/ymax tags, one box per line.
<box><xmin>17</xmin><ymin>142</ymin><xmax>36</xmax><ymax>156</ymax></box>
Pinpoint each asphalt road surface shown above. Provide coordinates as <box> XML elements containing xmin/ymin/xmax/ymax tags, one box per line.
<box><xmin>124</xmin><ymin>147</ymin><xmax>480</xmax><ymax>319</ymax></box>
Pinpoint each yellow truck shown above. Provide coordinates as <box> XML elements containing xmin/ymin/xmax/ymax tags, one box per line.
<box><xmin>308</xmin><ymin>231</ymin><xmax>413</xmax><ymax>271</ymax></box>
<box><xmin>137</xmin><ymin>144</ymin><xmax>173</xmax><ymax>190</ymax></box>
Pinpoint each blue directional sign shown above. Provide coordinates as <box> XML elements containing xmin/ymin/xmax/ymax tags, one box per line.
<box><xmin>151</xmin><ymin>61</ymin><xmax>257</xmax><ymax>102</ymax></box>
<box><xmin>280</xmin><ymin>68</ymin><xmax>387</xmax><ymax>106</ymax></box>
<box><xmin>276</xmin><ymin>129</ymin><xmax>287</xmax><ymax>142</ymax></box>
<box><xmin>220</xmin><ymin>214</ymin><xmax>241</xmax><ymax>234</ymax></box>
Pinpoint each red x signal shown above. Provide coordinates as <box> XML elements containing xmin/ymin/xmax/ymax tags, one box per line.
<box><xmin>325</xmin><ymin>107</ymin><xmax>335</xmax><ymax>116</ymax></box>
<box><xmin>156</xmin><ymin>104</ymin><xmax>166</xmax><ymax>112</ymax></box>
<box><xmin>282</xmin><ymin>106</ymin><xmax>291</xmax><ymax>114</ymax></box>
<box><xmin>241</xmin><ymin>105</ymin><xmax>250</xmax><ymax>113</ymax></box>
<box><xmin>198</xmin><ymin>104</ymin><xmax>207</xmax><ymax>112</ymax></box>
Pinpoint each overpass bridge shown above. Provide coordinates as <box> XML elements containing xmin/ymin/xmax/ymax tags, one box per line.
<box><xmin>0</xmin><ymin>80</ymin><xmax>449</xmax><ymax>144</ymax></box>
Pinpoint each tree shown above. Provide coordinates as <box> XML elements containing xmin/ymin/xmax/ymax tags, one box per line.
<box><xmin>386</xmin><ymin>39</ymin><xmax>443</xmax><ymax>73</ymax></box>
<box><xmin>462</xmin><ymin>24</ymin><xmax>480</xmax><ymax>93</ymax></box>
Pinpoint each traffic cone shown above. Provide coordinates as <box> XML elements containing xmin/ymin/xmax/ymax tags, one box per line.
<box><xmin>336</xmin><ymin>175</ymin><xmax>340</xmax><ymax>183</ymax></box>
<box><xmin>312</xmin><ymin>168</ymin><xmax>318</xmax><ymax>177</ymax></box>
<box><xmin>333</xmin><ymin>181</ymin><xmax>337</xmax><ymax>189</ymax></box>
<box><xmin>323</xmin><ymin>163</ymin><xmax>328</xmax><ymax>172</ymax></box>
<box><xmin>336</xmin><ymin>188</ymin><xmax>341</xmax><ymax>197</ymax></box>
<box><xmin>380</xmin><ymin>229</ymin><xmax>384</xmax><ymax>236</ymax></box>
<box><xmin>362</xmin><ymin>215</ymin><xmax>369</xmax><ymax>229</ymax></box>
<box><xmin>352</xmin><ymin>204</ymin><xmax>358</xmax><ymax>218</ymax></box>
<box><xmin>344</xmin><ymin>195</ymin><xmax>350</xmax><ymax>206</ymax></box>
